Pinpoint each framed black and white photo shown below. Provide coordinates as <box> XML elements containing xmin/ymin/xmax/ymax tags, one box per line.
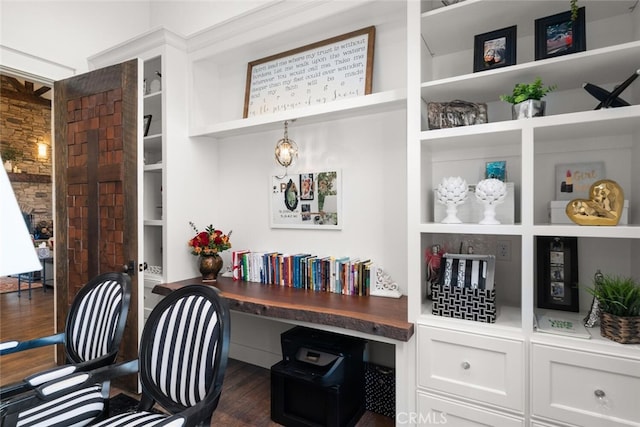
<box><xmin>473</xmin><ymin>26</ymin><xmax>517</xmax><ymax>73</ymax></box>
<box><xmin>535</xmin><ymin>7</ymin><xmax>585</xmax><ymax>60</ymax></box>
<box><xmin>143</xmin><ymin>114</ymin><xmax>152</xmax><ymax>137</ymax></box>
<box><xmin>537</xmin><ymin>236</ymin><xmax>579</xmax><ymax>312</ymax></box>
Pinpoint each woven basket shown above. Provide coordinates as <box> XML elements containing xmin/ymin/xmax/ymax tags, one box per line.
<box><xmin>600</xmin><ymin>312</ymin><xmax>640</xmax><ymax>344</ymax></box>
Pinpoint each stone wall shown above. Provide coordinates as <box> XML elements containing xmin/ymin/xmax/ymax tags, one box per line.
<box><xmin>1</xmin><ymin>75</ymin><xmax>53</xmax><ymax>233</ymax></box>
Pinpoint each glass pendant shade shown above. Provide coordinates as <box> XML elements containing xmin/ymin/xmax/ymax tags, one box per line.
<box><xmin>274</xmin><ymin>120</ymin><xmax>298</xmax><ymax>167</ymax></box>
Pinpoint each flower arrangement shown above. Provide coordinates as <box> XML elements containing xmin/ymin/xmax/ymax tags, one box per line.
<box><xmin>188</xmin><ymin>222</ymin><xmax>232</xmax><ymax>256</ymax></box>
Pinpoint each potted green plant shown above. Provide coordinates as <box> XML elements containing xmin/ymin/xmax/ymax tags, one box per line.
<box><xmin>586</xmin><ymin>274</ymin><xmax>640</xmax><ymax>344</ymax></box>
<box><xmin>500</xmin><ymin>77</ymin><xmax>557</xmax><ymax>119</ymax></box>
<box><xmin>1</xmin><ymin>145</ymin><xmax>19</xmax><ymax>173</ymax></box>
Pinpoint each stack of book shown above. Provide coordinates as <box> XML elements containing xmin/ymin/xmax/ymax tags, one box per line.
<box><xmin>231</xmin><ymin>250</ymin><xmax>374</xmax><ymax>296</ymax></box>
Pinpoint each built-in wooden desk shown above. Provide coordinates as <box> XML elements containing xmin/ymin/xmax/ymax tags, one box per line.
<box><xmin>153</xmin><ymin>276</ymin><xmax>414</xmax><ymax>342</ymax></box>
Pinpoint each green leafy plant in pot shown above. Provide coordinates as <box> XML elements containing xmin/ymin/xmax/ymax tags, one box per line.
<box><xmin>500</xmin><ymin>77</ymin><xmax>557</xmax><ymax>119</ymax></box>
<box><xmin>586</xmin><ymin>274</ymin><xmax>640</xmax><ymax>344</ymax></box>
<box><xmin>1</xmin><ymin>145</ymin><xmax>19</xmax><ymax>172</ymax></box>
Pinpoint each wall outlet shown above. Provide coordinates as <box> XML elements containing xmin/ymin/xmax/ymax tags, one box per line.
<box><xmin>496</xmin><ymin>240</ymin><xmax>511</xmax><ymax>261</ymax></box>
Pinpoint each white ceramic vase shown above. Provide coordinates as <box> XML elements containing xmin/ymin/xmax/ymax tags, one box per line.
<box><xmin>435</xmin><ymin>176</ymin><xmax>468</xmax><ymax>224</ymax></box>
<box><xmin>475</xmin><ymin>178</ymin><xmax>507</xmax><ymax>225</ymax></box>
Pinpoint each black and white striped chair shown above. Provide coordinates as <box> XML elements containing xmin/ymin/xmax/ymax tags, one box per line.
<box><xmin>0</xmin><ymin>272</ymin><xmax>131</xmax><ymax>402</ymax></box>
<box><xmin>2</xmin><ymin>284</ymin><xmax>230</xmax><ymax>427</ymax></box>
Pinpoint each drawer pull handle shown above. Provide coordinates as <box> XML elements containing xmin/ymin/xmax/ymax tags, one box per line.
<box><xmin>461</xmin><ymin>361</ymin><xmax>470</xmax><ymax>370</ymax></box>
<box><xmin>594</xmin><ymin>389</ymin><xmax>606</xmax><ymax>399</ymax></box>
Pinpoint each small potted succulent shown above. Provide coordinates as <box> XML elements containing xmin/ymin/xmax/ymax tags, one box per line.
<box><xmin>586</xmin><ymin>273</ymin><xmax>640</xmax><ymax>344</ymax></box>
<box><xmin>500</xmin><ymin>77</ymin><xmax>557</xmax><ymax>119</ymax></box>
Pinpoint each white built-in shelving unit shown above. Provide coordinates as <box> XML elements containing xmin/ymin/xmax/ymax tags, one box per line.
<box><xmin>408</xmin><ymin>1</ymin><xmax>640</xmax><ymax>425</ymax></box>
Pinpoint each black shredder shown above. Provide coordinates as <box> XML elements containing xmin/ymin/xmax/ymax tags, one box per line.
<box><xmin>271</xmin><ymin>326</ymin><xmax>366</xmax><ymax>427</ymax></box>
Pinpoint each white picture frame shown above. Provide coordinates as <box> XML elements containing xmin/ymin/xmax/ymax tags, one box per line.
<box><xmin>270</xmin><ymin>170</ymin><xmax>342</xmax><ymax>229</ymax></box>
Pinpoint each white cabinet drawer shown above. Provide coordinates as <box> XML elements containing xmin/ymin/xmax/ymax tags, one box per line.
<box><xmin>417</xmin><ymin>325</ymin><xmax>524</xmax><ymax>411</ymax></box>
<box><xmin>417</xmin><ymin>391</ymin><xmax>524</xmax><ymax>427</ymax></box>
<box><xmin>532</xmin><ymin>344</ymin><xmax>640</xmax><ymax>427</ymax></box>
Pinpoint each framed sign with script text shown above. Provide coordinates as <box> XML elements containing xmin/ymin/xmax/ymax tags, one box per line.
<box><xmin>244</xmin><ymin>27</ymin><xmax>375</xmax><ymax>118</ymax></box>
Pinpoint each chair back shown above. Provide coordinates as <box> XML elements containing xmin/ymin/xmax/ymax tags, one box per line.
<box><xmin>65</xmin><ymin>272</ymin><xmax>131</xmax><ymax>366</ymax></box>
<box><xmin>138</xmin><ymin>285</ymin><xmax>230</xmax><ymax>419</ymax></box>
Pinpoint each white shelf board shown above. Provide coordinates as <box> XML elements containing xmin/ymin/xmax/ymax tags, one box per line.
<box><xmin>144</xmin><ymin>220</ymin><xmax>163</xmax><ymax>227</ymax></box>
<box><xmin>421</xmin><ymin>0</ymin><xmax>637</xmax><ymax>56</ymax></box>
<box><xmin>532</xmin><ymin>105</ymin><xmax>640</xmax><ymax>141</ymax></box>
<box><xmin>419</xmin><ymin>301</ymin><xmax>523</xmax><ymax>337</ymax></box>
<box><xmin>419</xmin><ymin>223</ymin><xmax>523</xmax><ymax>236</ymax></box>
<box><xmin>144</xmin><ymin>90</ymin><xmax>161</xmax><ymax>100</ymax></box>
<box><xmin>421</xmin><ymin>104</ymin><xmax>640</xmax><ymax>143</ymax></box>
<box><xmin>421</xmin><ymin>41</ymin><xmax>640</xmax><ymax>103</ymax></box>
<box><xmin>189</xmin><ymin>89</ymin><xmax>406</xmax><ymax>139</ymax></box>
<box><xmin>533</xmin><ymin>224</ymin><xmax>640</xmax><ymax>238</ymax></box>
<box><xmin>531</xmin><ymin>323</ymin><xmax>640</xmax><ymax>354</ymax></box>
<box><xmin>143</xmin><ymin>163</ymin><xmax>163</xmax><ymax>172</ymax></box>
<box><xmin>421</xmin><ymin>120</ymin><xmax>522</xmax><ymax>140</ymax></box>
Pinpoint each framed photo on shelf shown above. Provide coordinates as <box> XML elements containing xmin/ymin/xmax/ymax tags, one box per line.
<box><xmin>473</xmin><ymin>26</ymin><xmax>517</xmax><ymax>73</ymax></box>
<box><xmin>554</xmin><ymin>161</ymin><xmax>605</xmax><ymax>200</ymax></box>
<box><xmin>486</xmin><ymin>160</ymin><xmax>507</xmax><ymax>181</ymax></box>
<box><xmin>536</xmin><ymin>236</ymin><xmax>579</xmax><ymax>312</ymax></box>
<box><xmin>143</xmin><ymin>114</ymin><xmax>152</xmax><ymax>137</ymax></box>
<box><xmin>535</xmin><ymin>7</ymin><xmax>585</xmax><ymax>60</ymax></box>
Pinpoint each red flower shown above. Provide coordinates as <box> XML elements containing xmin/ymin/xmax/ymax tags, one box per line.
<box><xmin>188</xmin><ymin>222</ymin><xmax>232</xmax><ymax>256</ymax></box>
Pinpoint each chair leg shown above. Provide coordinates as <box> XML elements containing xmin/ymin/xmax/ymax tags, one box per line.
<box><xmin>17</xmin><ymin>275</ymin><xmax>21</xmax><ymax>298</ymax></box>
<box><xmin>41</xmin><ymin>261</ymin><xmax>47</xmax><ymax>293</ymax></box>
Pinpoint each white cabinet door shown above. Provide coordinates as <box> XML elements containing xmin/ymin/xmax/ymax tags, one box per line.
<box><xmin>417</xmin><ymin>391</ymin><xmax>524</xmax><ymax>427</ymax></box>
<box><xmin>418</xmin><ymin>325</ymin><xmax>524</xmax><ymax>411</ymax></box>
<box><xmin>532</xmin><ymin>344</ymin><xmax>640</xmax><ymax>427</ymax></box>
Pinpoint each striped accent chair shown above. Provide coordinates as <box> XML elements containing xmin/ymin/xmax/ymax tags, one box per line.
<box><xmin>0</xmin><ymin>272</ymin><xmax>131</xmax><ymax>402</ymax></box>
<box><xmin>2</xmin><ymin>284</ymin><xmax>230</xmax><ymax>427</ymax></box>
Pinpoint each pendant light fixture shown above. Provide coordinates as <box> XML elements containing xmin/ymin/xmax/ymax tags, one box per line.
<box><xmin>274</xmin><ymin>120</ymin><xmax>298</xmax><ymax>176</ymax></box>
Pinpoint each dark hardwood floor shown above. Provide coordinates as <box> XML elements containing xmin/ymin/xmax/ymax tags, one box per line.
<box><xmin>0</xmin><ymin>287</ymin><xmax>393</xmax><ymax>426</ymax></box>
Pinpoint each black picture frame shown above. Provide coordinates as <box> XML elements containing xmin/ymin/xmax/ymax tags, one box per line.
<box><xmin>473</xmin><ymin>26</ymin><xmax>517</xmax><ymax>73</ymax></box>
<box><xmin>535</xmin><ymin>7</ymin><xmax>586</xmax><ymax>60</ymax></box>
<box><xmin>536</xmin><ymin>236</ymin><xmax>579</xmax><ymax>312</ymax></box>
<box><xmin>143</xmin><ymin>114</ymin><xmax>152</xmax><ymax>137</ymax></box>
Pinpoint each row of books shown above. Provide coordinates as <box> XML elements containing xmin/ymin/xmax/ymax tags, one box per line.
<box><xmin>231</xmin><ymin>250</ymin><xmax>375</xmax><ymax>295</ymax></box>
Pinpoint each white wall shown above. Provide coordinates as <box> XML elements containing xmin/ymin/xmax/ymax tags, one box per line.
<box><xmin>0</xmin><ymin>1</ymin><xmax>151</xmax><ymax>75</ymax></box>
<box><xmin>0</xmin><ymin>0</ymin><xmax>269</xmax><ymax>77</ymax></box>
<box><xmin>149</xmin><ymin>0</ymin><xmax>270</xmax><ymax>37</ymax></box>
<box><xmin>211</xmin><ymin>108</ymin><xmax>408</xmax><ymax>292</ymax></box>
